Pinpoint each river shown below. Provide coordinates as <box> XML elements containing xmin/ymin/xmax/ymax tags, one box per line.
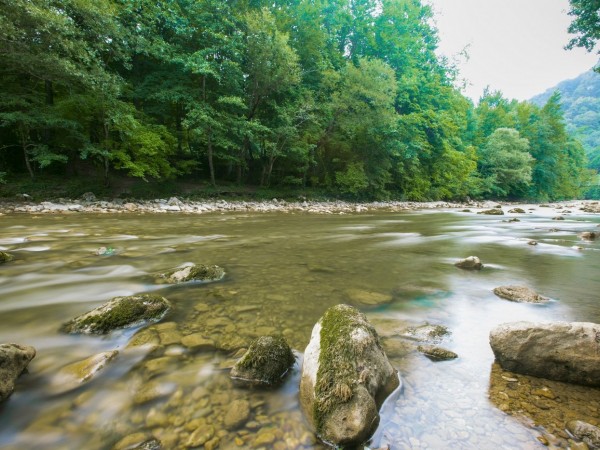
<box><xmin>0</xmin><ymin>206</ymin><xmax>599</xmax><ymax>449</ymax></box>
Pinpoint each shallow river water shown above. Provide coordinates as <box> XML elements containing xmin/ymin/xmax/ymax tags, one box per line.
<box><xmin>1</xmin><ymin>207</ymin><xmax>599</xmax><ymax>450</ymax></box>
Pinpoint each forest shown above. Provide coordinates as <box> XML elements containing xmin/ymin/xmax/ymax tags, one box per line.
<box><xmin>0</xmin><ymin>0</ymin><xmax>595</xmax><ymax>201</ymax></box>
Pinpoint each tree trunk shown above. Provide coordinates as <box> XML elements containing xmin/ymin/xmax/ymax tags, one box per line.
<box><xmin>103</xmin><ymin>122</ymin><xmax>110</xmax><ymax>187</ymax></box>
<box><xmin>207</xmin><ymin>127</ymin><xmax>216</xmax><ymax>187</ymax></box>
<box><xmin>22</xmin><ymin>143</ymin><xmax>35</xmax><ymax>180</ymax></box>
<box><xmin>18</xmin><ymin>126</ymin><xmax>35</xmax><ymax>179</ymax></box>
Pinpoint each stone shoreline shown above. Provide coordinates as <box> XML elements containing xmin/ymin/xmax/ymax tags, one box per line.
<box><xmin>1</xmin><ymin>196</ymin><xmax>599</xmax><ymax>215</ymax></box>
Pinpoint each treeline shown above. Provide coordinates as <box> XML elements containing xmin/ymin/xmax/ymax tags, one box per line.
<box><xmin>0</xmin><ymin>0</ymin><xmax>593</xmax><ymax>201</ymax></box>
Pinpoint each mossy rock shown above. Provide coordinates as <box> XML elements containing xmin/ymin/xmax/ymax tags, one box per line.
<box><xmin>417</xmin><ymin>344</ymin><xmax>458</xmax><ymax>361</ymax></box>
<box><xmin>60</xmin><ymin>294</ymin><xmax>171</xmax><ymax>335</ymax></box>
<box><xmin>158</xmin><ymin>264</ymin><xmax>225</xmax><ymax>284</ymax></box>
<box><xmin>493</xmin><ymin>286</ymin><xmax>548</xmax><ymax>304</ymax></box>
<box><xmin>230</xmin><ymin>336</ymin><xmax>295</xmax><ymax>387</ymax></box>
<box><xmin>508</xmin><ymin>208</ymin><xmax>526</xmax><ymax>214</ymax></box>
<box><xmin>0</xmin><ymin>251</ymin><xmax>14</xmax><ymax>264</ymax></box>
<box><xmin>300</xmin><ymin>304</ymin><xmax>399</xmax><ymax>446</ymax></box>
<box><xmin>477</xmin><ymin>209</ymin><xmax>504</xmax><ymax>215</ymax></box>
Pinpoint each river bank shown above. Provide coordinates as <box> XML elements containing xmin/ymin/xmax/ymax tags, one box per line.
<box><xmin>2</xmin><ymin>195</ymin><xmax>600</xmax><ymax>215</ymax></box>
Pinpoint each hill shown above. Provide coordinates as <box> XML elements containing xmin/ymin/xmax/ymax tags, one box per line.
<box><xmin>531</xmin><ymin>68</ymin><xmax>600</xmax><ymax>169</ymax></box>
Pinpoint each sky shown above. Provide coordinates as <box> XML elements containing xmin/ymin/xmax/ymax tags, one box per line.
<box><xmin>426</xmin><ymin>0</ymin><xmax>599</xmax><ymax>102</ymax></box>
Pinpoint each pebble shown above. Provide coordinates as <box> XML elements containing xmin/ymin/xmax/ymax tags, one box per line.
<box><xmin>223</xmin><ymin>399</ymin><xmax>251</xmax><ymax>430</ymax></box>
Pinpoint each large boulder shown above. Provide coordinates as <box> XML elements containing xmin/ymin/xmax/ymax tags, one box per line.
<box><xmin>489</xmin><ymin>322</ymin><xmax>600</xmax><ymax>387</ymax></box>
<box><xmin>492</xmin><ymin>286</ymin><xmax>548</xmax><ymax>303</ymax></box>
<box><xmin>61</xmin><ymin>294</ymin><xmax>171</xmax><ymax>335</ymax></box>
<box><xmin>0</xmin><ymin>343</ymin><xmax>36</xmax><ymax>402</ymax></box>
<box><xmin>157</xmin><ymin>264</ymin><xmax>225</xmax><ymax>284</ymax></box>
<box><xmin>300</xmin><ymin>304</ymin><xmax>399</xmax><ymax>447</ymax></box>
<box><xmin>0</xmin><ymin>251</ymin><xmax>14</xmax><ymax>264</ymax></box>
<box><xmin>230</xmin><ymin>336</ymin><xmax>295</xmax><ymax>387</ymax></box>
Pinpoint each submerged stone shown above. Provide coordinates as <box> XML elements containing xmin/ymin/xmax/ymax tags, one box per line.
<box><xmin>454</xmin><ymin>256</ymin><xmax>483</xmax><ymax>270</ymax></box>
<box><xmin>60</xmin><ymin>294</ymin><xmax>171</xmax><ymax>335</ymax></box>
<box><xmin>580</xmin><ymin>231</ymin><xmax>597</xmax><ymax>240</ymax></box>
<box><xmin>51</xmin><ymin>350</ymin><xmax>118</xmax><ymax>393</ymax></box>
<box><xmin>345</xmin><ymin>288</ymin><xmax>393</xmax><ymax>306</ymax></box>
<box><xmin>223</xmin><ymin>399</ymin><xmax>251</xmax><ymax>429</ymax></box>
<box><xmin>0</xmin><ymin>343</ymin><xmax>36</xmax><ymax>402</ymax></box>
<box><xmin>493</xmin><ymin>286</ymin><xmax>548</xmax><ymax>303</ymax></box>
<box><xmin>490</xmin><ymin>321</ymin><xmax>600</xmax><ymax>387</ymax></box>
<box><xmin>0</xmin><ymin>251</ymin><xmax>14</xmax><ymax>264</ymax></box>
<box><xmin>158</xmin><ymin>264</ymin><xmax>225</xmax><ymax>284</ymax></box>
<box><xmin>230</xmin><ymin>335</ymin><xmax>295</xmax><ymax>387</ymax></box>
<box><xmin>417</xmin><ymin>344</ymin><xmax>458</xmax><ymax>361</ymax></box>
<box><xmin>300</xmin><ymin>304</ymin><xmax>399</xmax><ymax>447</ymax></box>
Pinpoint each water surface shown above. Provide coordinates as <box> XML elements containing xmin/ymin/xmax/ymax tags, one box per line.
<box><xmin>1</xmin><ymin>209</ymin><xmax>599</xmax><ymax>449</ymax></box>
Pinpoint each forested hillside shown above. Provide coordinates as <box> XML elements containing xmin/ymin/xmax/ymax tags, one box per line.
<box><xmin>531</xmin><ymin>68</ymin><xmax>600</xmax><ymax>171</ymax></box>
<box><xmin>0</xmin><ymin>0</ymin><xmax>592</xmax><ymax>201</ymax></box>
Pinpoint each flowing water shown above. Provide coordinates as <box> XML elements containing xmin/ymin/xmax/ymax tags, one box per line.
<box><xmin>0</xmin><ymin>207</ymin><xmax>599</xmax><ymax>449</ymax></box>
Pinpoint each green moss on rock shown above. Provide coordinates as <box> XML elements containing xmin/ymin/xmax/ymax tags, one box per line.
<box><xmin>0</xmin><ymin>251</ymin><xmax>14</xmax><ymax>264</ymax></box>
<box><xmin>159</xmin><ymin>264</ymin><xmax>225</xmax><ymax>284</ymax></box>
<box><xmin>478</xmin><ymin>209</ymin><xmax>504</xmax><ymax>215</ymax></box>
<box><xmin>313</xmin><ymin>305</ymin><xmax>380</xmax><ymax>432</ymax></box>
<box><xmin>231</xmin><ymin>335</ymin><xmax>295</xmax><ymax>386</ymax></box>
<box><xmin>61</xmin><ymin>294</ymin><xmax>171</xmax><ymax>335</ymax></box>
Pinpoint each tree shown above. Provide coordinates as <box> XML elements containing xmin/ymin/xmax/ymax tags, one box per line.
<box><xmin>477</xmin><ymin>128</ymin><xmax>533</xmax><ymax>198</ymax></box>
<box><xmin>566</xmin><ymin>0</ymin><xmax>600</xmax><ymax>58</ymax></box>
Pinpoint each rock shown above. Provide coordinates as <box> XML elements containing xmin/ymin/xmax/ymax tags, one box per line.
<box><xmin>0</xmin><ymin>251</ymin><xmax>14</xmax><ymax>264</ymax></box>
<box><xmin>492</xmin><ymin>286</ymin><xmax>548</xmax><ymax>303</ymax></box>
<box><xmin>60</xmin><ymin>294</ymin><xmax>171</xmax><ymax>335</ymax></box>
<box><xmin>51</xmin><ymin>351</ymin><xmax>118</xmax><ymax>393</ymax></box>
<box><xmin>454</xmin><ymin>256</ymin><xmax>483</xmax><ymax>270</ymax></box>
<box><xmin>158</xmin><ymin>264</ymin><xmax>225</xmax><ymax>284</ymax></box>
<box><xmin>345</xmin><ymin>288</ymin><xmax>393</xmax><ymax>306</ymax></box>
<box><xmin>230</xmin><ymin>336</ymin><xmax>295</xmax><ymax>387</ymax></box>
<box><xmin>478</xmin><ymin>209</ymin><xmax>504</xmax><ymax>215</ymax></box>
<box><xmin>567</xmin><ymin>421</ymin><xmax>600</xmax><ymax>449</ymax></box>
<box><xmin>181</xmin><ymin>333</ymin><xmax>215</xmax><ymax>350</ymax></box>
<box><xmin>402</xmin><ymin>323</ymin><xmax>450</xmax><ymax>343</ymax></box>
<box><xmin>552</xmin><ymin>216</ymin><xmax>565</xmax><ymax>220</ymax></box>
<box><xmin>509</xmin><ymin>208</ymin><xmax>526</xmax><ymax>213</ymax></box>
<box><xmin>417</xmin><ymin>345</ymin><xmax>458</xmax><ymax>361</ymax></box>
<box><xmin>186</xmin><ymin>425</ymin><xmax>214</xmax><ymax>448</ymax></box>
<box><xmin>113</xmin><ymin>433</ymin><xmax>157</xmax><ymax>450</ymax></box>
<box><xmin>489</xmin><ymin>321</ymin><xmax>600</xmax><ymax>387</ymax></box>
<box><xmin>253</xmin><ymin>430</ymin><xmax>277</xmax><ymax>446</ymax></box>
<box><xmin>300</xmin><ymin>304</ymin><xmax>399</xmax><ymax>447</ymax></box>
<box><xmin>80</xmin><ymin>192</ymin><xmax>96</xmax><ymax>202</ymax></box>
<box><xmin>580</xmin><ymin>232</ymin><xmax>597</xmax><ymax>240</ymax></box>
<box><xmin>528</xmin><ymin>240</ymin><xmax>538</xmax><ymax>246</ymax></box>
<box><xmin>95</xmin><ymin>246</ymin><xmax>116</xmax><ymax>256</ymax></box>
<box><xmin>132</xmin><ymin>439</ymin><xmax>162</xmax><ymax>450</ymax></box>
<box><xmin>223</xmin><ymin>399</ymin><xmax>251</xmax><ymax>429</ymax></box>
<box><xmin>0</xmin><ymin>343</ymin><xmax>36</xmax><ymax>402</ymax></box>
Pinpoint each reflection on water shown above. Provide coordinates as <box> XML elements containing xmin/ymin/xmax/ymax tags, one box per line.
<box><xmin>0</xmin><ymin>209</ymin><xmax>599</xmax><ymax>449</ymax></box>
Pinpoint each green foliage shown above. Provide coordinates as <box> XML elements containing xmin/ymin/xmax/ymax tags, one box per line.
<box><xmin>477</xmin><ymin>128</ymin><xmax>533</xmax><ymax>198</ymax></box>
<box><xmin>0</xmin><ymin>0</ymin><xmax>590</xmax><ymax>201</ymax></box>
<box><xmin>566</xmin><ymin>0</ymin><xmax>600</xmax><ymax>55</ymax></box>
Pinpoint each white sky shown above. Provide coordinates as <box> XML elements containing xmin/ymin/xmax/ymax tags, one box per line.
<box><xmin>426</xmin><ymin>0</ymin><xmax>599</xmax><ymax>102</ymax></box>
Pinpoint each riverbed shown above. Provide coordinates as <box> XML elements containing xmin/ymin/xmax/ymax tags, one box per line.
<box><xmin>0</xmin><ymin>204</ymin><xmax>599</xmax><ymax>449</ymax></box>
